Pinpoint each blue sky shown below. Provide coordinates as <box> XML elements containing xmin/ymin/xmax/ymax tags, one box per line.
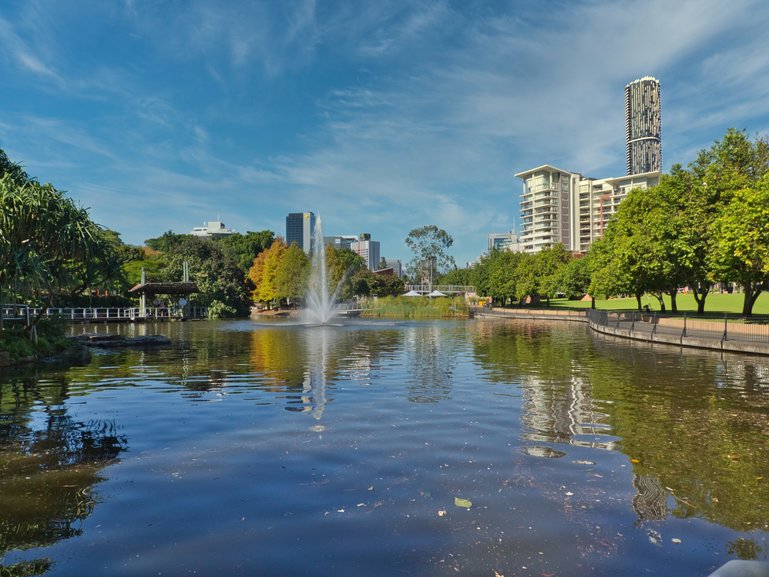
<box><xmin>2</xmin><ymin>0</ymin><xmax>769</xmax><ymax>266</ymax></box>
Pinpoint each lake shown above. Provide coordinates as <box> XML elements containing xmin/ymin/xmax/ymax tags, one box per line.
<box><xmin>1</xmin><ymin>318</ymin><xmax>768</xmax><ymax>576</ymax></box>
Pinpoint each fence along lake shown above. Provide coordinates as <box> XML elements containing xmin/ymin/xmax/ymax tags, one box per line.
<box><xmin>1</xmin><ymin>318</ymin><xmax>768</xmax><ymax>576</ymax></box>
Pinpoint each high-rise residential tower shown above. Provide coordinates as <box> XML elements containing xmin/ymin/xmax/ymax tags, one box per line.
<box><xmin>285</xmin><ymin>212</ymin><xmax>315</xmax><ymax>254</ymax></box>
<box><xmin>625</xmin><ymin>76</ymin><xmax>661</xmax><ymax>175</ymax></box>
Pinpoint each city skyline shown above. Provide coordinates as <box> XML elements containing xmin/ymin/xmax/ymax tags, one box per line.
<box><xmin>2</xmin><ymin>1</ymin><xmax>769</xmax><ymax>266</ymax></box>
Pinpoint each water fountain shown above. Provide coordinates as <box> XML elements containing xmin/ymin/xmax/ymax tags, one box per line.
<box><xmin>302</xmin><ymin>215</ymin><xmax>343</xmax><ymax>325</ymax></box>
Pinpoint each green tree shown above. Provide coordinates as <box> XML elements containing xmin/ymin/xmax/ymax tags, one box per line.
<box><xmin>554</xmin><ymin>254</ymin><xmax>591</xmax><ymax>301</ymax></box>
<box><xmin>534</xmin><ymin>244</ymin><xmax>572</xmax><ymax>303</ymax></box>
<box><xmin>161</xmin><ymin>236</ymin><xmax>250</xmax><ymax>318</ymax></box>
<box><xmin>709</xmin><ymin>176</ymin><xmax>769</xmax><ymax>316</ymax></box>
<box><xmin>326</xmin><ymin>245</ymin><xmax>366</xmax><ymax>301</ymax></box>
<box><xmin>491</xmin><ymin>250</ymin><xmax>521</xmax><ymax>306</ymax></box>
<box><xmin>438</xmin><ymin>267</ymin><xmax>473</xmax><ymax>287</ymax></box>
<box><xmin>473</xmin><ymin>249</ymin><xmax>521</xmax><ymax>306</ymax></box>
<box><xmin>217</xmin><ymin>230</ymin><xmax>275</xmax><ymax>274</ymax></box>
<box><xmin>589</xmin><ymin>187</ymin><xmax>675</xmax><ymax>311</ymax></box>
<box><xmin>144</xmin><ymin>230</ymin><xmax>187</xmax><ymax>253</ymax></box>
<box><xmin>689</xmin><ymin>129</ymin><xmax>769</xmax><ymax>313</ymax></box>
<box><xmin>274</xmin><ymin>243</ymin><xmax>309</xmax><ymax>304</ymax></box>
<box><xmin>352</xmin><ymin>270</ymin><xmax>404</xmax><ymax>297</ymax></box>
<box><xmin>587</xmin><ymin>237</ymin><xmax>631</xmax><ymax>303</ymax></box>
<box><xmin>0</xmin><ymin>172</ymin><xmax>122</xmax><ymax>327</ymax></box>
<box><xmin>404</xmin><ymin>225</ymin><xmax>455</xmax><ymax>283</ymax></box>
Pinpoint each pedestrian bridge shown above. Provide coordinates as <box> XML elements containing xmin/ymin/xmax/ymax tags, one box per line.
<box><xmin>1</xmin><ymin>304</ymin><xmax>207</xmax><ymax>324</ymax></box>
<box><xmin>404</xmin><ymin>284</ymin><xmax>475</xmax><ymax>295</ymax></box>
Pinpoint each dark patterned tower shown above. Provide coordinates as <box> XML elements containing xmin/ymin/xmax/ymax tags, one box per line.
<box><xmin>625</xmin><ymin>77</ymin><xmax>661</xmax><ymax>175</ymax></box>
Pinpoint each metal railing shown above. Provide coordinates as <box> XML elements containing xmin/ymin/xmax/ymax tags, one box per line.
<box><xmin>587</xmin><ymin>310</ymin><xmax>769</xmax><ymax>344</ymax></box>
<box><xmin>1</xmin><ymin>304</ymin><xmax>32</xmax><ymax>324</ymax></box>
<box><xmin>475</xmin><ymin>307</ymin><xmax>588</xmax><ymax>321</ymax></box>
<box><xmin>405</xmin><ymin>284</ymin><xmax>476</xmax><ymax>294</ymax></box>
<box><xmin>1</xmin><ymin>305</ymin><xmax>208</xmax><ymax>324</ymax></box>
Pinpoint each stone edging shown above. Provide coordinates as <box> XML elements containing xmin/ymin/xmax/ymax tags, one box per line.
<box><xmin>477</xmin><ymin>308</ymin><xmax>769</xmax><ymax>357</ymax></box>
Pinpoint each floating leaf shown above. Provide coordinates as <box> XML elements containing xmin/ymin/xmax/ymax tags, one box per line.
<box><xmin>454</xmin><ymin>497</ymin><xmax>472</xmax><ymax>508</ymax></box>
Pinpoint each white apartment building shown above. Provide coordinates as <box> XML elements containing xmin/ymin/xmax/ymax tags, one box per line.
<box><xmin>516</xmin><ymin>165</ymin><xmax>660</xmax><ymax>253</ymax></box>
<box><xmin>515</xmin><ymin>165</ymin><xmax>581</xmax><ymax>252</ymax></box>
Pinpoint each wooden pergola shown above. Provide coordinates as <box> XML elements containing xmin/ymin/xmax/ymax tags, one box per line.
<box><xmin>129</xmin><ymin>281</ymin><xmax>199</xmax><ymax>318</ymax></box>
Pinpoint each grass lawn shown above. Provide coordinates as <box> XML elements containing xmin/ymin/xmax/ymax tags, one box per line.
<box><xmin>546</xmin><ymin>291</ymin><xmax>769</xmax><ymax>316</ymax></box>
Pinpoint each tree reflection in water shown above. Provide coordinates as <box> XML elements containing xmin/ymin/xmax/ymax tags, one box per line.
<box><xmin>0</xmin><ymin>376</ymin><xmax>127</xmax><ymax>576</ymax></box>
<box><xmin>472</xmin><ymin>318</ymin><xmax>769</xmax><ymax>556</ymax></box>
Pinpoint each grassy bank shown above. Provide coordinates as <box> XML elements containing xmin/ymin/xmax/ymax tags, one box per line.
<box><xmin>0</xmin><ymin>319</ymin><xmax>78</xmax><ymax>365</ymax></box>
<box><xmin>363</xmin><ymin>296</ymin><xmax>469</xmax><ymax>319</ymax></box>
<box><xmin>545</xmin><ymin>292</ymin><xmax>769</xmax><ymax>315</ymax></box>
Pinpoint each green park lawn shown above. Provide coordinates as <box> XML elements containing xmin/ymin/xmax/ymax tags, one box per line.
<box><xmin>546</xmin><ymin>291</ymin><xmax>769</xmax><ymax>316</ymax></box>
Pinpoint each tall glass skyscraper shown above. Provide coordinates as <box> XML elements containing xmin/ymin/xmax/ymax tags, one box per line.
<box><xmin>625</xmin><ymin>76</ymin><xmax>661</xmax><ymax>175</ymax></box>
<box><xmin>285</xmin><ymin>212</ymin><xmax>315</xmax><ymax>254</ymax></box>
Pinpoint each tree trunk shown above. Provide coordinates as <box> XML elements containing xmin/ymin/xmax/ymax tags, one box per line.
<box><xmin>742</xmin><ymin>281</ymin><xmax>754</xmax><ymax>317</ymax></box>
<box><xmin>635</xmin><ymin>293</ymin><xmax>643</xmax><ymax>311</ymax></box>
<box><xmin>654</xmin><ymin>292</ymin><xmax>666</xmax><ymax>312</ymax></box>
<box><xmin>669</xmin><ymin>290</ymin><xmax>678</xmax><ymax>313</ymax></box>
<box><xmin>693</xmin><ymin>286</ymin><xmax>709</xmax><ymax>315</ymax></box>
<box><xmin>591</xmin><ymin>296</ymin><xmax>596</xmax><ymax>310</ymax></box>
<box><xmin>742</xmin><ymin>282</ymin><xmax>764</xmax><ymax>317</ymax></box>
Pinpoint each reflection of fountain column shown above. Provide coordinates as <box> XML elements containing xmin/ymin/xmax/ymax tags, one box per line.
<box><xmin>301</xmin><ymin>328</ymin><xmax>329</xmax><ymax>421</ymax></box>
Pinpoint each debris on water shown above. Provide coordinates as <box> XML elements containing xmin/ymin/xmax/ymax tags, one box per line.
<box><xmin>672</xmin><ymin>538</ymin><xmax>682</xmax><ymax>544</ymax></box>
<box><xmin>573</xmin><ymin>460</ymin><xmax>595</xmax><ymax>465</ymax></box>
<box><xmin>438</xmin><ymin>509</ymin><xmax>446</xmax><ymax>517</ymax></box>
<box><xmin>454</xmin><ymin>497</ymin><xmax>473</xmax><ymax>509</ymax></box>
<box><xmin>647</xmin><ymin>529</ymin><xmax>662</xmax><ymax>545</ymax></box>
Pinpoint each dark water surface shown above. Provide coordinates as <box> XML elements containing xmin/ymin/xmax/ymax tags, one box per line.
<box><xmin>1</xmin><ymin>318</ymin><xmax>768</xmax><ymax>576</ymax></box>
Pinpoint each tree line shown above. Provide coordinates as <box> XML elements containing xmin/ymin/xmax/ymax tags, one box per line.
<box><xmin>454</xmin><ymin>129</ymin><xmax>769</xmax><ymax>316</ymax></box>
<box><xmin>2</xmin><ymin>127</ymin><xmax>768</xmax><ymax>323</ymax></box>
<box><xmin>1</xmin><ymin>147</ymin><xmax>405</xmax><ymax>324</ymax></box>
<box><xmin>247</xmin><ymin>238</ymin><xmax>404</xmax><ymax>308</ymax></box>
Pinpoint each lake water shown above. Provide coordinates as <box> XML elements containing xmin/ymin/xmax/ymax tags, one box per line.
<box><xmin>1</xmin><ymin>318</ymin><xmax>768</xmax><ymax>576</ymax></box>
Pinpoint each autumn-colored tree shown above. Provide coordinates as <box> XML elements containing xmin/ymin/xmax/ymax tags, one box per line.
<box><xmin>248</xmin><ymin>239</ymin><xmax>287</xmax><ymax>308</ymax></box>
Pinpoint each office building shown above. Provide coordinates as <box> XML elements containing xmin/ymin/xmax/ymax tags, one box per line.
<box><xmin>285</xmin><ymin>212</ymin><xmax>315</xmax><ymax>254</ymax></box>
<box><xmin>625</xmin><ymin>76</ymin><xmax>661</xmax><ymax>175</ymax></box>
<box><xmin>488</xmin><ymin>231</ymin><xmax>524</xmax><ymax>253</ymax></box>
<box><xmin>384</xmin><ymin>259</ymin><xmax>403</xmax><ymax>277</ymax></box>
<box><xmin>324</xmin><ymin>235</ymin><xmax>357</xmax><ymax>251</ymax></box>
